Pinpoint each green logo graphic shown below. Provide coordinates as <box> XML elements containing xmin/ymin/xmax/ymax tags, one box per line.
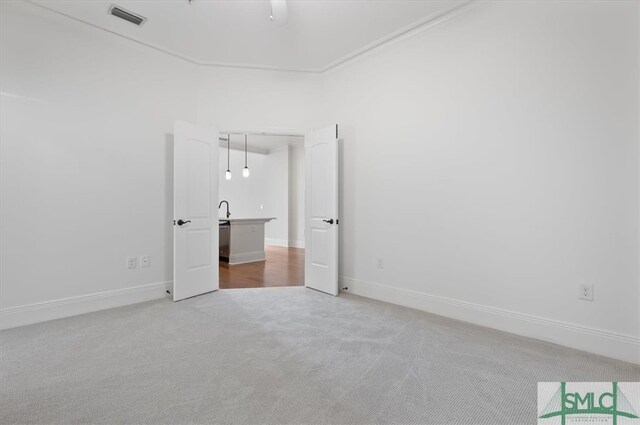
<box><xmin>539</xmin><ymin>382</ymin><xmax>638</xmax><ymax>425</ymax></box>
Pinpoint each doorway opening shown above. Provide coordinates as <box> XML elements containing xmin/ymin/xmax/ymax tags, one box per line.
<box><xmin>217</xmin><ymin>132</ymin><xmax>305</xmax><ymax>289</ymax></box>
<box><xmin>173</xmin><ymin>122</ymin><xmax>338</xmax><ymax>300</ymax></box>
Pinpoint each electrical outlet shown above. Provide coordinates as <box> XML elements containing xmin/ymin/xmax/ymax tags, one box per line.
<box><xmin>377</xmin><ymin>258</ymin><xmax>384</xmax><ymax>268</ymax></box>
<box><xmin>579</xmin><ymin>284</ymin><xmax>594</xmax><ymax>301</ymax></box>
<box><xmin>127</xmin><ymin>256</ymin><xmax>137</xmax><ymax>269</ymax></box>
<box><xmin>141</xmin><ymin>255</ymin><xmax>150</xmax><ymax>268</ymax></box>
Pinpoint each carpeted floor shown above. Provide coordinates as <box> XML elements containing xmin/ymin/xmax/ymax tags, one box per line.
<box><xmin>1</xmin><ymin>288</ymin><xmax>638</xmax><ymax>425</ymax></box>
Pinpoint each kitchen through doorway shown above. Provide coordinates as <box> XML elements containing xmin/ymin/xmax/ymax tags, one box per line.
<box><xmin>217</xmin><ymin>132</ymin><xmax>305</xmax><ymax>289</ymax></box>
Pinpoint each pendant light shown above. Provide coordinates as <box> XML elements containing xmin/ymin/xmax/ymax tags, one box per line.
<box><xmin>225</xmin><ymin>134</ymin><xmax>232</xmax><ymax>180</ymax></box>
<box><xmin>269</xmin><ymin>0</ymin><xmax>287</xmax><ymax>26</ymax></box>
<box><xmin>243</xmin><ymin>134</ymin><xmax>250</xmax><ymax>177</ymax></box>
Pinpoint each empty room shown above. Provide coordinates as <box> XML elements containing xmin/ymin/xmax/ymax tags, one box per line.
<box><xmin>1</xmin><ymin>1</ymin><xmax>639</xmax><ymax>424</ymax></box>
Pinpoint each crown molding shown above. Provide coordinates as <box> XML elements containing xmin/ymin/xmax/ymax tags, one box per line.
<box><xmin>24</xmin><ymin>0</ymin><xmax>478</xmax><ymax>75</ymax></box>
<box><xmin>23</xmin><ymin>0</ymin><xmax>319</xmax><ymax>73</ymax></box>
<box><xmin>319</xmin><ymin>0</ymin><xmax>475</xmax><ymax>73</ymax></box>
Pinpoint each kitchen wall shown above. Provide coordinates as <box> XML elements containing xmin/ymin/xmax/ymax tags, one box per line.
<box><xmin>289</xmin><ymin>144</ymin><xmax>305</xmax><ymax>248</ymax></box>
<box><xmin>264</xmin><ymin>147</ymin><xmax>290</xmax><ymax>246</ymax></box>
<box><xmin>217</xmin><ymin>144</ymin><xmax>290</xmax><ymax>245</ymax></box>
<box><xmin>218</xmin><ymin>147</ymin><xmax>268</xmax><ymax>219</ymax></box>
<box><xmin>218</xmin><ymin>144</ymin><xmax>304</xmax><ymax>249</ymax></box>
<box><xmin>324</xmin><ymin>0</ymin><xmax>639</xmax><ymax>362</ymax></box>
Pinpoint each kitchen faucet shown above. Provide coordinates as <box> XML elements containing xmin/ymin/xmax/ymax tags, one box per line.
<box><xmin>219</xmin><ymin>200</ymin><xmax>230</xmax><ymax>218</ymax></box>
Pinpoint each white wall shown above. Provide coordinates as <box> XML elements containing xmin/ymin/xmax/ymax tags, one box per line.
<box><xmin>289</xmin><ymin>144</ymin><xmax>305</xmax><ymax>248</ymax></box>
<box><xmin>325</xmin><ymin>1</ymin><xmax>640</xmax><ymax>362</ymax></box>
<box><xmin>0</xmin><ymin>1</ymin><xmax>198</xmax><ymax>326</ymax></box>
<box><xmin>218</xmin><ymin>147</ymin><xmax>268</xmax><ymax>218</ymax></box>
<box><xmin>0</xmin><ymin>2</ymin><xmax>320</xmax><ymax>328</ymax></box>
<box><xmin>195</xmin><ymin>66</ymin><xmax>322</xmax><ymax>132</ymax></box>
<box><xmin>264</xmin><ymin>147</ymin><xmax>289</xmax><ymax>245</ymax></box>
<box><xmin>2</xmin><ymin>0</ymin><xmax>638</xmax><ymax>363</ymax></box>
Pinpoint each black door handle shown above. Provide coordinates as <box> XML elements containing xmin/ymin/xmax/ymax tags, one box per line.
<box><xmin>177</xmin><ymin>219</ymin><xmax>191</xmax><ymax>226</ymax></box>
<box><xmin>323</xmin><ymin>219</ymin><xmax>334</xmax><ymax>225</ymax></box>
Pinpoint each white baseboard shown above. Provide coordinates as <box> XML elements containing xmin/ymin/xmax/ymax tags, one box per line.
<box><xmin>0</xmin><ymin>281</ymin><xmax>172</xmax><ymax>330</ymax></box>
<box><xmin>228</xmin><ymin>251</ymin><xmax>266</xmax><ymax>265</ymax></box>
<box><xmin>288</xmin><ymin>240</ymin><xmax>305</xmax><ymax>249</ymax></box>
<box><xmin>341</xmin><ymin>277</ymin><xmax>640</xmax><ymax>365</ymax></box>
<box><xmin>265</xmin><ymin>239</ymin><xmax>305</xmax><ymax>248</ymax></box>
<box><xmin>265</xmin><ymin>238</ymin><xmax>289</xmax><ymax>247</ymax></box>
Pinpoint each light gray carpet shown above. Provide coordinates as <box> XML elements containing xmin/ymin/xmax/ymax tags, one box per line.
<box><xmin>1</xmin><ymin>288</ymin><xmax>638</xmax><ymax>424</ymax></box>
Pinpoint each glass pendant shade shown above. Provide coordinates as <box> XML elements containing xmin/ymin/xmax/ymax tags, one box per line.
<box><xmin>243</xmin><ymin>167</ymin><xmax>250</xmax><ymax>177</ymax></box>
<box><xmin>225</xmin><ymin>169</ymin><xmax>232</xmax><ymax>180</ymax></box>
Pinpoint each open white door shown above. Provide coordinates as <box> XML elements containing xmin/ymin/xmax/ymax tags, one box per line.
<box><xmin>305</xmin><ymin>125</ymin><xmax>339</xmax><ymax>296</ymax></box>
<box><xmin>173</xmin><ymin>121</ymin><xmax>219</xmax><ymax>301</ymax></box>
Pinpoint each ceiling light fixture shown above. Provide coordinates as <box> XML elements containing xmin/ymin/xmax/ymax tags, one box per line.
<box><xmin>243</xmin><ymin>134</ymin><xmax>250</xmax><ymax>177</ymax></box>
<box><xmin>225</xmin><ymin>134</ymin><xmax>232</xmax><ymax>180</ymax></box>
<box><xmin>269</xmin><ymin>0</ymin><xmax>287</xmax><ymax>26</ymax></box>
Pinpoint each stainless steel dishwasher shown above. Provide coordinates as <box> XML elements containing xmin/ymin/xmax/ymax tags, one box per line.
<box><xmin>219</xmin><ymin>220</ymin><xmax>230</xmax><ymax>262</ymax></box>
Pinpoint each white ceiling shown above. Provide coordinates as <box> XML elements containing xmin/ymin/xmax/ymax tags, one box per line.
<box><xmin>31</xmin><ymin>0</ymin><xmax>468</xmax><ymax>72</ymax></box>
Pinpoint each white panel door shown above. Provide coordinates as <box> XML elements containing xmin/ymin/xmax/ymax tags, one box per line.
<box><xmin>305</xmin><ymin>125</ymin><xmax>339</xmax><ymax>296</ymax></box>
<box><xmin>173</xmin><ymin>121</ymin><xmax>219</xmax><ymax>301</ymax></box>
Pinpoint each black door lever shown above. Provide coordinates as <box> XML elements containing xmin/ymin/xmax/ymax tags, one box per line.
<box><xmin>323</xmin><ymin>219</ymin><xmax>334</xmax><ymax>224</ymax></box>
<box><xmin>176</xmin><ymin>219</ymin><xmax>191</xmax><ymax>226</ymax></box>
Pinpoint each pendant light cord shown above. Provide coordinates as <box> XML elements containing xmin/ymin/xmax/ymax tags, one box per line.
<box><xmin>244</xmin><ymin>134</ymin><xmax>248</xmax><ymax>167</ymax></box>
<box><xmin>227</xmin><ymin>133</ymin><xmax>230</xmax><ymax>170</ymax></box>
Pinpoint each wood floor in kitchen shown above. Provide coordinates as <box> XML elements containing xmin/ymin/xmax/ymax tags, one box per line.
<box><xmin>219</xmin><ymin>245</ymin><xmax>304</xmax><ymax>289</ymax></box>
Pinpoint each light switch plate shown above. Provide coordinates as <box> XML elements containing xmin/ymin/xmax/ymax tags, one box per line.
<box><xmin>127</xmin><ymin>256</ymin><xmax>137</xmax><ymax>269</ymax></box>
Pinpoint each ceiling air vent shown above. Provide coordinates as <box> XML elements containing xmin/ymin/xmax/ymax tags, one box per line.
<box><xmin>108</xmin><ymin>5</ymin><xmax>146</xmax><ymax>26</ymax></box>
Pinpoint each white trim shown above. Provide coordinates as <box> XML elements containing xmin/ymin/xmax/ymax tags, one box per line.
<box><xmin>24</xmin><ymin>0</ymin><xmax>477</xmax><ymax>74</ymax></box>
<box><xmin>341</xmin><ymin>277</ymin><xmax>640</xmax><ymax>365</ymax></box>
<box><xmin>0</xmin><ymin>281</ymin><xmax>172</xmax><ymax>330</ymax></box>
<box><xmin>265</xmin><ymin>238</ymin><xmax>289</xmax><ymax>247</ymax></box>
<box><xmin>288</xmin><ymin>240</ymin><xmax>305</xmax><ymax>249</ymax></box>
<box><xmin>320</xmin><ymin>1</ymin><xmax>475</xmax><ymax>73</ymax></box>
<box><xmin>228</xmin><ymin>251</ymin><xmax>265</xmax><ymax>265</ymax></box>
<box><xmin>264</xmin><ymin>239</ymin><xmax>305</xmax><ymax>248</ymax></box>
<box><xmin>24</xmin><ymin>0</ymin><xmax>318</xmax><ymax>73</ymax></box>
<box><xmin>219</xmin><ymin>128</ymin><xmax>307</xmax><ymax>137</ymax></box>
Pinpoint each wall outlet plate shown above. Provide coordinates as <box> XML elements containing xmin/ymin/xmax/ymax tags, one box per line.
<box><xmin>377</xmin><ymin>258</ymin><xmax>384</xmax><ymax>268</ymax></box>
<box><xmin>141</xmin><ymin>255</ymin><xmax>150</xmax><ymax>268</ymax></box>
<box><xmin>127</xmin><ymin>256</ymin><xmax>137</xmax><ymax>269</ymax></box>
<box><xmin>579</xmin><ymin>283</ymin><xmax>594</xmax><ymax>301</ymax></box>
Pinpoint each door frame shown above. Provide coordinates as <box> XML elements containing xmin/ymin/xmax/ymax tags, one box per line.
<box><xmin>218</xmin><ymin>127</ymin><xmax>309</xmax><ymax>288</ymax></box>
<box><xmin>172</xmin><ymin>125</ymin><xmax>338</xmax><ymax>292</ymax></box>
<box><xmin>218</xmin><ymin>128</ymin><xmax>307</xmax><ymax>138</ymax></box>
